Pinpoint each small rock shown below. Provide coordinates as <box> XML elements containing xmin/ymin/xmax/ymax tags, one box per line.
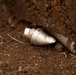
<box><xmin>35</xmin><ymin>63</ymin><xmax>38</xmax><ymax>66</ymax></box>
<box><xmin>39</xmin><ymin>56</ymin><xmax>41</xmax><ymax>59</ymax></box>
<box><xmin>11</xmin><ymin>24</ymin><xmax>15</xmax><ymax>27</ymax></box>
<box><xmin>18</xmin><ymin>66</ymin><xmax>22</xmax><ymax>71</ymax></box>
<box><xmin>55</xmin><ymin>43</ymin><xmax>63</xmax><ymax>52</ymax></box>
<box><xmin>0</xmin><ymin>42</ymin><xmax>3</xmax><ymax>46</ymax></box>
<box><xmin>72</xmin><ymin>71</ymin><xmax>75</xmax><ymax>74</ymax></box>
<box><xmin>32</xmin><ymin>55</ymin><xmax>36</xmax><ymax>59</ymax></box>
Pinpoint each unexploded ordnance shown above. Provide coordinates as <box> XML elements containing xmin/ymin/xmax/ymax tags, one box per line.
<box><xmin>24</xmin><ymin>28</ymin><xmax>56</xmax><ymax>45</ymax></box>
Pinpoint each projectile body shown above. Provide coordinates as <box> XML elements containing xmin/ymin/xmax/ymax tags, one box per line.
<box><xmin>24</xmin><ymin>28</ymin><xmax>56</xmax><ymax>45</ymax></box>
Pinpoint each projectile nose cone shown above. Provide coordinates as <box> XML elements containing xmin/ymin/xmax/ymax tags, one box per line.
<box><xmin>45</xmin><ymin>36</ymin><xmax>56</xmax><ymax>44</ymax></box>
<box><xmin>24</xmin><ymin>28</ymin><xmax>30</xmax><ymax>37</ymax></box>
<box><xmin>24</xmin><ymin>28</ymin><xmax>56</xmax><ymax>45</ymax></box>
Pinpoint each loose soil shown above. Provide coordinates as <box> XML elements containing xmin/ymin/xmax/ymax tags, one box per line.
<box><xmin>0</xmin><ymin>0</ymin><xmax>76</xmax><ymax>75</ymax></box>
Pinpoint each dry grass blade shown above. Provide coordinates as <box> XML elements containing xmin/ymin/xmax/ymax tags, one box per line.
<box><xmin>6</xmin><ymin>69</ymin><xmax>27</xmax><ymax>75</ymax></box>
<box><xmin>7</xmin><ymin>34</ymin><xmax>24</xmax><ymax>44</ymax></box>
<box><xmin>6</xmin><ymin>66</ymin><xmax>37</xmax><ymax>75</ymax></box>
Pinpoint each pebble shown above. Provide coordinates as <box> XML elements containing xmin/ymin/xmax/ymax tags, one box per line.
<box><xmin>35</xmin><ymin>63</ymin><xmax>38</xmax><ymax>66</ymax></box>
<box><xmin>32</xmin><ymin>55</ymin><xmax>36</xmax><ymax>59</ymax></box>
<box><xmin>55</xmin><ymin>43</ymin><xmax>63</xmax><ymax>52</ymax></box>
<box><xmin>0</xmin><ymin>42</ymin><xmax>3</xmax><ymax>46</ymax></box>
<box><xmin>39</xmin><ymin>56</ymin><xmax>41</xmax><ymax>59</ymax></box>
<box><xmin>6</xmin><ymin>61</ymin><xmax>10</xmax><ymax>65</ymax></box>
<box><xmin>17</xmin><ymin>34</ymin><xmax>20</xmax><ymax>38</ymax></box>
<box><xmin>66</xmin><ymin>70</ymin><xmax>69</xmax><ymax>73</ymax></box>
<box><xmin>4</xmin><ymin>54</ymin><xmax>10</xmax><ymax>57</ymax></box>
<box><xmin>72</xmin><ymin>71</ymin><xmax>75</xmax><ymax>74</ymax></box>
<box><xmin>11</xmin><ymin>24</ymin><xmax>15</xmax><ymax>27</ymax></box>
<box><xmin>18</xmin><ymin>66</ymin><xmax>22</xmax><ymax>71</ymax></box>
<box><xmin>60</xmin><ymin>52</ymin><xmax>67</xmax><ymax>58</ymax></box>
<box><xmin>59</xmin><ymin>64</ymin><xmax>63</xmax><ymax>70</ymax></box>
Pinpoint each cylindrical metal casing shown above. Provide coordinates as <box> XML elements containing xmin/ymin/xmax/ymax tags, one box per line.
<box><xmin>24</xmin><ymin>28</ymin><xmax>56</xmax><ymax>45</ymax></box>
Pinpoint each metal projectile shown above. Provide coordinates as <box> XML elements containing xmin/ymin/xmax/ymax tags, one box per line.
<box><xmin>24</xmin><ymin>28</ymin><xmax>56</xmax><ymax>45</ymax></box>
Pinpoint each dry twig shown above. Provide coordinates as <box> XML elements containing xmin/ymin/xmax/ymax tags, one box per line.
<box><xmin>7</xmin><ymin>34</ymin><xmax>24</xmax><ymax>44</ymax></box>
<box><xmin>6</xmin><ymin>69</ymin><xmax>27</xmax><ymax>75</ymax></box>
<box><xmin>6</xmin><ymin>66</ymin><xmax>37</xmax><ymax>75</ymax></box>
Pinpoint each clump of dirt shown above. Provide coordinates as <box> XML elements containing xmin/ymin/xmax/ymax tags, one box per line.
<box><xmin>0</xmin><ymin>0</ymin><xmax>76</xmax><ymax>75</ymax></box>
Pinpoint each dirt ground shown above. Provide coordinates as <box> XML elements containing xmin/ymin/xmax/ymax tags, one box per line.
<box><xmin>0</xmin><ymin>0</ymin><xmax>76</xmax><ymax>75</ymax></box>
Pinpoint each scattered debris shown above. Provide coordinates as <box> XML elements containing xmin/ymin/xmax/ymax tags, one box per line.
<box><xmin>60</xmin><ymin>52</ymin><xmax>67</xmax><ymax>58</ymax></box>
<box><xmin>69</xmin><ymin>53</ymin><xmax>76</xmax><ymax>59</ymax></box>
<box><xmin>0</xmin><ymin>41</ymin><xmax>3</xmax><ymax>46</ymax></box>
<box><xmin>6</xmin><ymin>65</ymin><xmax>37</xmax><ymax>75</ymax></box>
<box><xmin>24</xmin><ymin>28</ymin><xmax>56</xmax><ymax>45</ymax></box>
<box><xmin>18</xmin><ymin>66</ymin><xmax>22</xmax><ymax>71</ymax></box>
<box><xmin>55</xmin><ymin>43</ymin><xmax>64</xmax><ymax>52</ymax></box>
<box><xmin>72</xmin><ymin>56</ymin><xmax>76</xmax><ymax>59</ymax></box>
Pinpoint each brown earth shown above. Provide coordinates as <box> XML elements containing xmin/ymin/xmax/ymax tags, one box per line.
<box><xmin>0</xmin><ymin>0</ymin><xmax>76</xmax><ymax>75</ymax></box>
